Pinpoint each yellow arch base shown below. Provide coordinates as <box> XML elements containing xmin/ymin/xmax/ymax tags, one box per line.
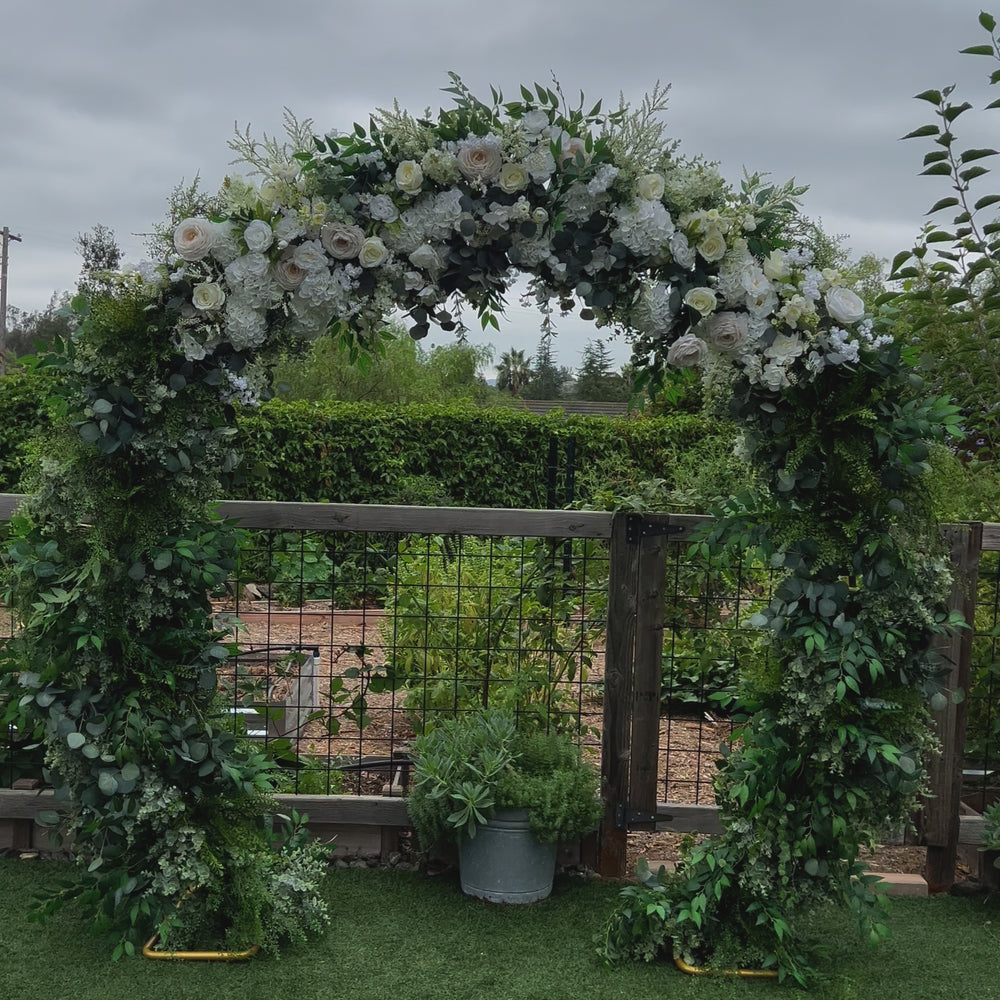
<box><xmin>142</xmin><ymin>933</ymin><xmax>260</xmax><ymax>962</ymax></box>
<box><xmin>675</xmin><ymin>956</ymin><xmax>779</xmax><ymax>979</ymax></box>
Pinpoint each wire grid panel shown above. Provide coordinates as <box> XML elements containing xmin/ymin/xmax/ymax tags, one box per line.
<box><xmin>967</xmin><ymin>548</ymin><xmax>1000</xmax><ymax>809</ymax></box>
<box><xmin>219</xmin><ymin>526</ymin><xmax>609</xmax><ymax>794</ymax></box>
<box><xmin>657</xmin><ymin>542</ymin><xmax>774</xmax><ymax>806</ymax></box>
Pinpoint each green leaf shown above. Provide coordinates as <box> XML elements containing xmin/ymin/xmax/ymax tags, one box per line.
<box><xmin>920</xmin><ymin>162</ymin><xmax>954</xmax><ymax>176</ymax></box>
<box><xmin>961</xmin><ymin>147</ymin><xmax>999</xmax><ymax>163</ymax></box>
<box><xmin>153</xmin><ymin>551</ymin><xmax>172</xmax><ymax>570</ymax></box>
<box><xmin>66</xmin><ymin>732</ymin><xmax>86</xmax><ymax>750</ymax></box>
<box><xmin>927</xmin><ymin>196</ymin><xmax>960</xmax><ymax>213</ymax></box>
<box><xmin>979</xmin><ymin>11</ymin><xmax>996</xmax><ymax>32</ymax></box>
<box><xmin>960</xmin><ymin>44</ymin><xmax>996</xmax><ymax>55</ymax></box>
<box><xmin>901</xmin><ymin>124</ymin><xmax>940</xmax><ymax>139</ymax></box>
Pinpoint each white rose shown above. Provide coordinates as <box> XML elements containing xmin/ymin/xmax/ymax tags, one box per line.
<box><xmin>408</xmin><ymin>243</ymin><xmax>443</xmax><ymax>276</ymax></box>
<box><xmin>523</xmin><ymin>146</ymin><xmax>556</xmax><ymax>182</ymax></box>
<box><xmin>395</xmin><ymin>160</ymin><xmax>424</xmax><ymax>195</ymax></box>
<box><xmin>173</xmin><ymin>218</ymin><xmax>216</xmax><ymax>261</ymax></box>
<box><xmin>358</xmin><ymin>236</ymin><xmax>389</xmax><ymax>268</ymax></box>
<box><xmin>521</xmin><ymin>109</ymin><xmax>550</xmax><ymax>134</ymax></box>
<box><xmin>702</xmin><ymin>311</ymin><xmax>748</xmax><ymax>353</ymax></box>
<box><xmin>191</xmin><ymin>281</ymin><xmax>226</xmax><ymax>311</ymax></box>
<box><xmin>762</xmin><ymin>249</ymin><xmax>790</xmax><ymax>280</ymax></box>
<box><xmin>321</xmin><ymin>223</ymin><xmax>365</xmax><ymax>260</ymax></box>
<box><xmin>666</xmin><ymin>334</ymin><xmax>709</xmax><ymax>368</ymax></box>
<box><xmin>531</xmin><ymin>207</ymin><xmax>548</xmax><ymax>225</ymax></box>
<box><xmin>293</xmin><ymin>240</ymin><xmax>329</xmax><ymax>273</ymax></box>
<box><xmin>499</xmin><ymin>161</ymin><xmax>530</xmax><ymax>194</ymax></box>
<box><xmin>637</xmin><ymin>173</ymin><xmax>665</xmax><ymax>201</ymax></box>
<box><xmin>764</xmin><ymin>332</ymin><xmax>806</xmax><ymax>363</ymax></box>
<box><xmin>697</xmin><ymin>229</ymin><xmax>728</xmax><ymax>263</ymax></box>
<box><xmin>560</xmin><ymin>135</ymin><xmax>590</xmax><ymax>164</ymax></box>
<box><xmin>683</xmin><ymin>286</ymin><xmax>718</xmax><ymax>317</ymax></box>
<box><xmin>368</xmin><ymin>194</ymin><xmax>399</xmax><ymax>223</ymax></box>
<box><xmin>243</xmin><ymin>220</ymin><xmax>274</xmax><ymax>253</ymax></box>
<box><xmin>274</xmin><ymin>252</ymin><xmax>306</xmax><ymax>290</ymax></box>
<box><xmin>825</xmin><ymin>286</ymin><xmax>866</xmax><ymax>325</ymax></box>
<box><xmin>456</xmin><ymin>138</ymin><xmax>503</xmax><ymax>181</ymax></box>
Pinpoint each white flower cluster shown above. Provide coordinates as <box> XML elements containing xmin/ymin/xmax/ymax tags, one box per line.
<box><xmin>159</xmin><ymin>87</ymin><xmax>885</xmax><ymax>400</ymax></box>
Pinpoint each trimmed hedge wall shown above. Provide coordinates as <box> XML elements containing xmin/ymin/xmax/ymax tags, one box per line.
<box><xmin>234</xmin><ymin>400</ymin><xmax>715</xmax><ymax>507</ymax></box>
<box><xmin>0</xmin><ymin>371</ymin><xmax>722</xmax><ymax>507</ymax></box>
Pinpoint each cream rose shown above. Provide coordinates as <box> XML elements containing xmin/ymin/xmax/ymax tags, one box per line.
<box><xmin>825</xmin><ymin>286</ymin><xmax>866</xmax><ymax>325</ymax></box>
<box><xmin>173</xmin><ymin>218</ymin><xmax>217</xmax><ymax>261</ymax></box>
<box><xmin>666</xmin><ymin>334</ymin><xmax>709</xmax><ymax>368</ymax></box>
<box><xmin>456</xmin><ymin>139</ymin><xmax>503</xmax><ymax>181</ymax></box>
<box><xmin>637</xmin><ymin>173</ymin><xmax>665</xmax><ymax>201</ymax></box>
<box><xmin>499</xmin><ymin>161</ymin><xmax>530</xmax><ymax>194</ymax></box>
<box><xmin>697</xmin><ymin>229</ymin><xmax>728</xmax><ymax>263</ymax></box>
<box><xmin>358</xmin><ymin>236</ymin><xmax>389</xmax><ymax>268</ymax></box>
<box><xmin>395</xmin><ymin>160</ymin><xmax>424</xmax><ymax>195</ymax></box>
<box><xmin>683</xmin><ymin>286</ymin><xmax>718</xmax><ymax>317</ymax></box>
<box><xmin>321</xmin><ymin>223</ymin><xmax>365</xmax><ymax>260</ymax></box>
<box><xmin>191</xmin><ymin>281</ymin><xmax>226</xmax><ymax>311</ymax></box>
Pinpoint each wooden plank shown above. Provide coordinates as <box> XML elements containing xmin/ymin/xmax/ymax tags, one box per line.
<box><xmin>0</xmin><ymin>493</ymin><xmax>25</xmax><ymax>520</ymax></box>
<box><xmin>959</xmin><ymin>814</ymin><xmax>987</xmax><ymax>846</ymax></box>
<box><xmin>979</xmin><ymin>522</ymin><xmax>1000</xmax><ymax>551</ymax></box>
<box><xmin>653</xmin><ymin>802</ymin><xmax>724</xmax><ymax>835</ymax></box>
<box><xmin>924</xmin><ymin>522</ymin><xmax>981</xmax><ymax>892</ymax></box>
<box><xmin>215</xmin><ymin>500</ymin><xmax>613</xmax><ymax>538</ymax></box>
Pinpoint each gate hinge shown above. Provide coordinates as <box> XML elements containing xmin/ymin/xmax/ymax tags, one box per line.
<box><xmin>615</xmin><ymin>803</ymin><xmax>674</xmax><ymax>830</ymax></box>
<box><xmin>625</xmin><ymin>514</ymin><xmax>685</xmax><ymax>546</ymax></box>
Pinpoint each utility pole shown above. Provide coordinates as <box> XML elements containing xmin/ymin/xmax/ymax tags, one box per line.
<box><xmin>0</xmin><ymin>227</ymin><xmax>23</xmax><ymax>377</ymax></box>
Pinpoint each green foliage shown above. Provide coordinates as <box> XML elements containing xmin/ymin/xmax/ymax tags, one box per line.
<box><xmin>381</xmin><ymin>534</ymin><xmax>606</xmax><ymax>729</ymax></box>
<box><xmin>406</xmin><ymin>708</ymin><xmax>601</xmax><ymax>849</ymax></box>
<box><xmin>888</xmin><ymin>10</ymin><xmax>1000</xmax><ymax>462</ymax></box>
<box><xmin>0</xmin><ymin>284</ymin><xmax>330</xmax><ymax>957</ymax></box>
<box><xmin>235</xmin><ymin>399</ymin><xmax>712</xmax><ymax>508</ymax></box>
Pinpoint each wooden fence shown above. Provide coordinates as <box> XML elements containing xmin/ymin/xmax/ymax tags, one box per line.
<box><xmin>0</xmin><ymin>493</ymin><xmax>991</xmax><ymax>886</ymax></box>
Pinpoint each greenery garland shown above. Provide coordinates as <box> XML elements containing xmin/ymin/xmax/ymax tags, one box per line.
<box><xmin>0</xmin><ymin>77</ymin><xmax>959</xmax><ymax>973</ymax></box>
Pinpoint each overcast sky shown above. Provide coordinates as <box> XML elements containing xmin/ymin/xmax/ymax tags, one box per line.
<box><xmin>1</xmin><ymin>0</ymin><xmax>995</xmax><ymax>372</ymax></box>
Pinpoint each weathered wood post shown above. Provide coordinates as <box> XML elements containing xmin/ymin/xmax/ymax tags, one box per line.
<box><xmin>923</xmin><ymin>522</ymin><xmax>981</xmax><ymax>892</ymax></box>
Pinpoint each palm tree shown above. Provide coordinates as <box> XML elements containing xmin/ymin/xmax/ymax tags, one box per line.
<box><xmin>495</xmin><ymin>348</ymin><xmax>532</xmax><ymax>396</ymax></box>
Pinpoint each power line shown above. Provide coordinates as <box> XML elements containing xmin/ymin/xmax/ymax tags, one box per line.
<box><xmin>0</xmin><ymin>226</ymin><xmax>24</xmax><ymax>376</ymax></box>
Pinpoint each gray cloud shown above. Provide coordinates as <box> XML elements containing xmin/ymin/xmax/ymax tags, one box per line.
<box><xmin>1</xmin><ymin>0</ymin><xmax>993</xmax><ymax>368</ymax></box>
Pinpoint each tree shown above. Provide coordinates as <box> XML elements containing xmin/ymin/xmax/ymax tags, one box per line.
<box><xmin>75</xmin><ymin>224</ymin><xmax>122</xmax><ymax>296</ymax></box>
<box><xmin>3</xmin><ymin>292</ymin><xmax>74</xmax><ymax>362</ymax></box>
<box><xmin>573</xmin><ymin>339</ymin><xmax>629</xmax><ymax>402</ymax></box>
<box><xmin>495</xmin><ymin>348</ymin><xmax>533</xmax><ymax>396</ymax></box>
<box><xmin>273</xmin><ymin>327</ymin><xmax>497</xmax><ymax>404</ymax></box>
<box><xmin>523</xmin><ymin>336</ymin><xmax>570</xmax><ymax>399</ymax></box>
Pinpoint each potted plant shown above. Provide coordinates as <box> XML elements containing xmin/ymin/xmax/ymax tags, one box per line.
<box><xmin>406</xmin><ymin>708</ymin><xmax>602</xmax><ymax>903</ymax></box>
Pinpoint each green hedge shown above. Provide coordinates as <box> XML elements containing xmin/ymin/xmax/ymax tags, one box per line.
<box><xmin>233</xmin><ymin>399</ymin><xmax>720</xmax><ymax>507</ymax></box>
<box><xmin>0</xmin><ymin>371</ymin><xmax>727</xmax><ymax>507</ymax></box>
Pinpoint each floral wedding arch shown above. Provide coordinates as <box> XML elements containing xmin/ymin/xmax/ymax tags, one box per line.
<box><xmin>2</xmin><ymin>77</ymin><xmax>957</xmax><ymax>977</ymax></box>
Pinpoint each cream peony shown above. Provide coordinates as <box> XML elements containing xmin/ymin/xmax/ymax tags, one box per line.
<box><xmin>274</xmin><ymin>253</ymin><xmax>306</xmax><ymax>291</ymax></box>
<box><xmin>702</xmin><ymin>311</ymin><xmax>749</xmax><ymax>353</ymax></box>
<box><xmin>173</xmin><ymin>218</ymin><xmax>217</xmax><ymax>261</ymax></box>
<box><xmin>192</xmin><ymin>281</ymin><xmax>226</xmax><ymax>311</ymax></box>
<box><xmin>825</xmin><ymin>286</ymin><xmax>865</xmax><ymax>325</ymax></box>
<box><xmin>321</xmin><ymin>223</ymin><xmax>365</xmax><ymax>260</ymax></box>
<box><xmin>456</xmin><ymin>138</ymin><xmax>503</xmax><ymax>181</ymax></box>
<box><xmin>666</xmin><ymin>334</ymin><xmax>709</xmax><ymax>368</ymax></box>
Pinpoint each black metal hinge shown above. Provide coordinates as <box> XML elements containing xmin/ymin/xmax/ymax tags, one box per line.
<box><xmin>625</xmin><ymin>514</ymin><xmax>685</xmax><ymax>546</ymax></box>
<box><xmin>615</xmin><ymin>803</ymin><xmax>674</xmax><ymax>830</ymax></box>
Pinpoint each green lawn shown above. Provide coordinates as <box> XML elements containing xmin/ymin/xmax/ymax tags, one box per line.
<box><xmin>0</xmin><ymin>858</ymin><xmax>997</xmax><ymax>999</ymax></box>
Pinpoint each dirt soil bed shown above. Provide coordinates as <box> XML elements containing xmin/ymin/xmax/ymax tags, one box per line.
<box><xmin>223</xmin><ymin>600</ymin><xmax>930</xmax><ymax>875</ymax></box>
